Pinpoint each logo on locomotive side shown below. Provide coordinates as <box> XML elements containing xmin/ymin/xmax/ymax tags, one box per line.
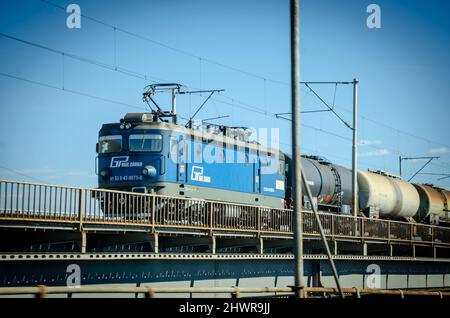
<box><xmin>191</xmin><ymin>165</ymin><xmax>211</xmax><ymax>183</ymax></box>
<box><xmin>110</xmin><ymin>156</ymin><xmax>143</xmax><ymax>168</ymax></box>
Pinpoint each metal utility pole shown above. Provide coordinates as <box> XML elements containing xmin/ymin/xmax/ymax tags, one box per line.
<box><xmin>352</xmin><ymin>78</ymin><xmax>359</xmax><ymax>217</ymax></box>
<box><xmin>290</xmin><ymin>0</ymin><xmax>304</xmax><ymax>298</ymax></box>
<box><xmin>171</xmin><ymin>89</ymin><xmax>177</xmax><ymax>124</ymax></box>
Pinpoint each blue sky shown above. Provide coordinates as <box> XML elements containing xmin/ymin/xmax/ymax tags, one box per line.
<box><xmin>0</xmin><ymin>0</ymin><xmax>449</xmax><ymax>188</ymax></box>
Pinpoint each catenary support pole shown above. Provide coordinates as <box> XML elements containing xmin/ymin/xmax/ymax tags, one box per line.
<box><xmin>352</xmin><ymin>78</ymin><xmax>359</xmax><ymax>217</ymax></box>
<box><xmin>171</xmin><ymin>88</ymin><xmax>177</xmax><ymax>124</ymax></box>
<box><xmin>290</xmin><ymin>0</ymin><xmax>304</xmax><ymax>298</ymax></box>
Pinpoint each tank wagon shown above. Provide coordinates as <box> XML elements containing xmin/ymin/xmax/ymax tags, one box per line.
<box><xmin>413</xmin><ymin>184</ymin><xmax>448</xmax><ymax>222</ymax></box>
<box><xmin>357</xmin><ymin>171</ymin><xmax>420</xmax><ymax>219</ymax></box>
<box><xmin>284</xmin><ymin>155</ymin><xmax>354</xmax><ymax>213</ymax></box>
<box><xmin>354</xmin><ymin>171</ymin><xmax>449</xmax><ymax>223</ymax></box>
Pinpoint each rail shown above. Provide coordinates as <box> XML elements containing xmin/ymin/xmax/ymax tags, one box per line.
<box><xmin>0</xmin><ymin>179</ymin><xmax>449</xmax><ymax>246</ymax></box>
<box><xmin>0</xmin><ymin>285</ymin><xmax>449</xmax><ymax>298</ymax></box>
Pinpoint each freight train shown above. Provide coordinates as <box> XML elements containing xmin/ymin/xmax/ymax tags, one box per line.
<box><xmin>95</xmin><ymin>84</ymin><xmax>450</xmax><ymax>224</ymax></box>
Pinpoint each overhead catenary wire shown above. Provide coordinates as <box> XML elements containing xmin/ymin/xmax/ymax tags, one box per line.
<box><xmin>275</xmin><ymin>112</ymin><xmax>450</xmax><ymax>178</ymax></box>
<box><xmin>284</xmin><ymin>85</ymin><xmax>450</xmax><ymax>174</ymax></box>
<box><xmin>1</xmin><ymin>65</ymin><xmax>447</xmax><ymax>180</ymax></box>
<box><xmin>326</xmin><ymin>100</ymin><xmax>450</xmax><ymax>150</ymax></box>
<box><xmin>1</xmin><ymin>23</ymin><xmax>448</xmax><ymax>182</ymax></box>
<box><xmin>39</xmin><ymin>0</ymin><xmax>450</xmax><ymax>153</ymax></box>
<box><xmin>332</xmin><ymin>83</ymin><xmax>337</xmax><ymax>108</ymax></box>
<box><xmin>1</xmin><ymin>67</ymin><xmax>447</xmax><ymax>181</ymax></box>
<box><xmin>1</xmin><ymin>73</ymin><xmax>447</xmax><ymax>186</ymax></box>
<box><xmin>304</xmin><ymin>83</ymin><xmax>352</xmax><ymax>129</ymax></box>
<box><xmin>278</xmin><ymin>139</ymin><xmax>402</xmax><ymax>173</ymax></box>
<box><xmin>299</xmin><ymin>83</ymin><xmax>450</xmax><ymax>152</ymax></box>
<box><xmin>0</xmin><ymin>32</ymin><xmax>167</xmax><ymax>84</ymax></box>
<box><xmin>2</xmin><ymin>29</ymin><xmax>448</xmax><ymax>167</ymax></box>
<box><xmin>0</xmin><ymin>165</ymin><xmax>48</xmax><ymax>183</ymax></box>
<box><xmin>40</xmin><ymin>0</ymin><xmax>289</xmax><ymax>86</ymax></box>
<box><xmin>0</xmin><ymin>72</ymin><xmax>147</xmax><ymax>111</ymax></box>
<box><xmin>0</xmin><ymin>31</ymin><xmax>270</xmax><ymax>115</ymax></box>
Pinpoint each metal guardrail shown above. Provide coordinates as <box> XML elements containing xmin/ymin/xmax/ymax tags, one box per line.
<box><xmin>0</xmin><ymin>285</ymin><xmax>293</xmax><ymax>298</ymax></box>
<box><xmin>0</xmin><ymin>179</ymin><xmax>449</xmax><ymax>246</ymax></box>
<box><xmin>0</xmin><ymin>285</ymin><xmax>448</xmax><ymax>298</ymax></box>
<box><xmin>304</xmin><ymin>287</ymin><xmax>450</xmax><ymax>298</ymax></box>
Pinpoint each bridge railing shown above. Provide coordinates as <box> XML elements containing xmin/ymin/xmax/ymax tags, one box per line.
<box><xmin>0</xmin><ymin>179</ymin><xmax>449</xmax><ymax>245</ymax></box>
<box><xmin>0</xmin><ymin>180</ymin><xmax>81</xmax><ymax>221</ymax></box>
<box><xmin>0</xmin><ymin>285</ymin><xmax>449</xmax><ymax>298</ymax></box>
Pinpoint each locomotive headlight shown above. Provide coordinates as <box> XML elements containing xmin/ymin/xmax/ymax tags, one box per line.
<box><xmin>100</xmin><ymin>168</ymin><xmax>111</xmax><ymax>179</ymax></box>
<box><xmin>120</xmin><ymin>123</ymin><xmax>132</xmax><ymax>129</ymax></box>
<box><xmin>142</xmin><ymin>165</ymin><xmax>157</xmax><ymax>178</ymax></box>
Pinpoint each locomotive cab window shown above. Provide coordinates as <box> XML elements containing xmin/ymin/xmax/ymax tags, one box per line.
<box><xmin>129</xmin><ymin>134</ymin><xmax>162</xmax><ymax>152</ymax></box>
<box><xmin>170</xmin><ymin>136</ymin><xmax>178</xmax><ymax>158</ymax></box>
<box><xmin>98</xmin><ymin>135</ymin><xmax>122</xmax><ymax>153</ymax></box>
<box><xmin>260</xmin><ymin>152</ymin><xmax>269</xmax><ymax>166</ymax></box>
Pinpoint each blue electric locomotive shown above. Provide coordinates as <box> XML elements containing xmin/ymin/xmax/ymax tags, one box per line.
<box><xmin>96</xmin><ymin>108</ymin><xmax>286</xmax><ymax>209</ymax></box>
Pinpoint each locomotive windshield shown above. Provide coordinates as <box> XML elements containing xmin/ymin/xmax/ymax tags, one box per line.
<box><xmin>98</xmin><ymin>135</ymin><xmax>122</xmax><ymax>153</ymax></box>
<box><xmin>129</xmin><ymin>134</ymin><xmax>162</xmax><ymax>152</ymax></box>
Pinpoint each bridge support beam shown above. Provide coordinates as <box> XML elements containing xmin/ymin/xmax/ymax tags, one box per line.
<box><xmin>1</xmin><ymin>256</ymin><xmax>450</xmax><ymax>291</ymax></box>
<box><xmin>262</xmin><ymin>239</ymin><xmax>291</xmax><ymax>250</ymax></box>
<box><xmin>158</xmin><ymin>236</ymin><xmax>212</xmax><ymax>252</ymax></box>
<box><xmin>80</xmin><ymin>231</ymin><xmax>87</xmax><ymax>254</ymax></box>
<box><xmin>215</xmin><ymin>238</ymin><xmax>262</xmax><ymax>253</ymax></box>
<box><xmin>76</xmin><ymin>232</ymin><xmax>159</xmax><ymax>253</ymax></box>
<box><xmin>256</xmin><ymin>237</ymin><xmax>264</xmax><ymax>255</ymax></box>
<box><xmin>209</xmin><ymin>236</ymin><xmax>216</xmax><ymax>255</ymax></box>
<box><xmin>311</xmin><ymin>260</ymin><xmax>322</xmax><ymax>287</ymax></box>
<box><xmin>150</xmin><ymin>233</ymin><xmax>159</xmax><ymax>253</ymax></box>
